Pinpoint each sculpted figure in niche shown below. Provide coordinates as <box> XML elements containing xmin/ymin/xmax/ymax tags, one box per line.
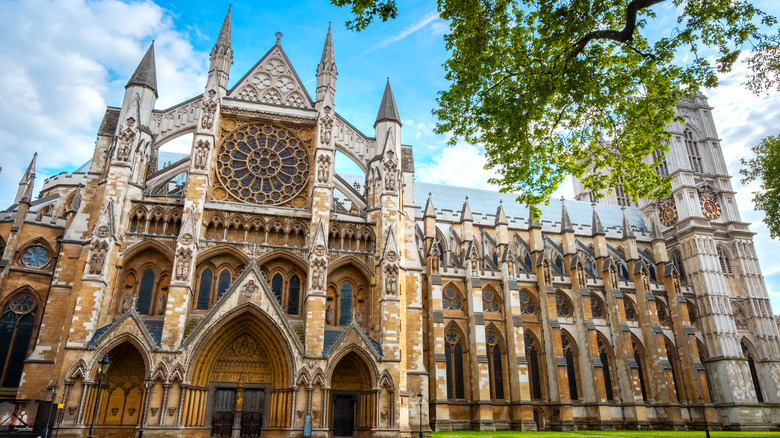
<box><xmin>320</xmin><ymin>109</ymin><xmax>333</xmax><ymax>145</ymax></box>
<box><xmin>325</xmin><ymin>304</ymin><xmax>334</xmax><ymax>325</ymax></box>
<box><xmin>733</xmin><ymin>303</ymin><xmax>748</xmax><ymax>329</ymax></box>
<box><xmin>610</xmin><ymin>266</ymin><xmax>619</xmax><ymax>289</ymax></box>
<box><xmin>174</xmin><ymin>248</ymin><xmax>192</xmax><ymax>281</ymax></box>
<box><xmin>317</xmin><ymin>155</ymin><xmax>330</xmax><ymax>183</ymax></box>
<box><xmin>88</xmin><ymin>241</ymin><xmax>108</xmax><ymax>275</ymax></box>
<box><xmin>543</xmin><ymin>259</ymin><xmax>552</xmax><ymax>285</ymax></box>
<box><xmin>577</xmin><ymin>264</ymin><xmax>586</xmax><ymax>286</ymax></box>
<box><xmin>356</xmin><ymin>303</ymin><xmax>364</xmax><ymax>326</ymax></box>
<box><xmin>116</xmin><ymin>118</ymin><xmax>136</xmax><ymax>162</ymax></box>
<box><xmin>385</xmin><ymin>267</ymin><xmax>398</xmax><ymax>295</ymax></box>
<box><xmin>193</xmin><ymin>140</ymin><xmax>210</xmax><ymax>170</ymax></box>
<box><xmin>157</xmin><ymin>293</ymin><xmax>167</xmax><ymax>315</ymax></box>
<box><xmin>643</xmin><ymin>273</ymin><xmax>651</xmax><ymax>292</ymax></box>
<box><xmin>122</xmin><ymin>293</ymin><xmax>135</xmax><ymax>313</ymax></box>
<box><xmin>201</xmin><ymin>91</ymin><xmax>217</xmax><ymax>129</ymax></box>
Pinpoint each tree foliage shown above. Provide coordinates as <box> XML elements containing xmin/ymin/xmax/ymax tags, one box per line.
<box><xmin>741</xmin><ymin>136</ymin><xmax>780</xmax><ymax>239</ymax></box>
<box><xmin>334</xmin><ymin>0</ymin><xmax>779</xmax><ymax>216</ymax></box>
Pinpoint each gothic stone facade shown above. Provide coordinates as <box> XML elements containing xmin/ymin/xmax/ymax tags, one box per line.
<box><xmin>0</xmin><ymin>9</ymin><xmax>778</xmax><ymax>437</ymax></box>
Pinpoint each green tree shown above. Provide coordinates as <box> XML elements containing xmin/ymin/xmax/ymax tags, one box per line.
<box><xmin>741</xmin><ymin>136</ymin><xmax>780</xmax><ymax>239</ymax></box>
<box><xmin>333</xmin><ymin>0</ymin><xmax>780</xmax><ymax>216</ymax></box>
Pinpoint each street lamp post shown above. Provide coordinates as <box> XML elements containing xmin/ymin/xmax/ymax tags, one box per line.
<box><xmin>87</xmin><ymin>354</ymin><xmax>111</xmax><ymax>438</ymax></box>
<box><xmin>699</xmin><ymin>395</ymin><xmax>710</xmax><ymax>438</ymax></box>
<box><xmin>139</xmin><ymin>376</ymin><xmax>154</xmax><ymax>438</ymax></box>
<box><xmin>43</xmin><ymin>382</ymin><xmax>59</xmax><ymax>438</ymax></box>
<box><xmin>418</xmin><ymin>392</ymin><xmax>423</xmax><ymax>438</ymax></box>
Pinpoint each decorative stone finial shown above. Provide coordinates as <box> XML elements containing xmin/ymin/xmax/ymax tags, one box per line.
<box><xmin>275</xmin><ymin>32</ymin><xmax>283</xmax><ymax>44</ymax></box>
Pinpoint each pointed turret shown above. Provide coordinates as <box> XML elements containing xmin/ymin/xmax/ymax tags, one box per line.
<box><xmin>591</xmin><ymin>204</ymin><xmax>605</xmax><ymax>236</ymax></box>
<box><xmin>126</xmin><ymin>42</ymin><xmax>157</xmax><ymax>97</ymax></box>
<box><xmin>423</xmin><ymin>193</ymin><xmax>436</xmax><ymax>219</ymax></box>
<box><xmin>209</xmin><ymin>6</ymin><xmax>233</xmax><ymax>90</ymax></box>
<box><xmin>374</xmin><ymin>79</ymin><xmax>401</xmax><ymax>127</ymax></box>
<box><xmin>560</xmin><ymin>198</ymin><xmax>573</xmax><ymax>232</ymax></box>
<box><xmin>460</xmin><ymin>197</ymin><xmax>473</xmax><ymax>223</ymax></box>
<box><xmin>495</xmin><ymin>201</ymin><xmax>508</xmax><ymax>227</ymax></box>
<box><xmin>14</xmin><ymin>153</ymin><xmax>37</xmax><ymax>205</ymax></box>
<box><xmin>622</xmin><ymin>207</ymin><xmax>635</xmax><ymax>239</ymax></box>
<box><xmin>315</xmin><ymin>24</ymin><xmax>337</xmax><ymax>107</ymax></box>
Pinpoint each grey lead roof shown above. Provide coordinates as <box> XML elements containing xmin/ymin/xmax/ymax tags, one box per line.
<box><xmin>126</xmin><ymin>43</ymin><xmax>157</xmax><ymax>96</ymax></box>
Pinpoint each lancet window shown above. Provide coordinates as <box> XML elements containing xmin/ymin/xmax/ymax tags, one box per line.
<box><xmin>518</xmin><ymin>291</ymin><xmax>537</xmax><ymax>315</ymax></box>
<box><xmin>624</xmin><ymin>298</ymin><xmax>638</xmax><ymax>322</ymax></box>
<box><xmin>590</xmin><ymin>294</ymin><xmax>606</xmax><ymax>319</ymax></box>
<box><xmin>598</xmin><ymin>338</ymin><xmax>615</xmax><ymax>401</ymax></box>
<box><xmin>482</xmin><ymin>288</ymin><xmax>501</xmax><ymax>314</ymax></box>
<box><xmin>0</xmin><ymin>291</ymin><xmax>38</xmax><ymax>388</ymax></box>
<box><xmin>556</xmin><ymin>292</ymin><xmax>573</xmax><ymax>318</ymax></box>
<box><xmin>633</xmin><ymin>340</ymin><xmax>648</xmax><ymax>401</ymax></box>
<box><xmin>718</xmin><ymin>247</ymin><xmax>733</xmax><ymax>274</ymax></box>
<box><xmin>486</xmin><ymin>328</ymin><xmax>505</xmax><ymax>400</ymax></box>
<box><xmin>685</xmin><ymin>129</ymin><xmax>704</xmax><ymax>173</ymax></box>
<box><xmin>562</xmin><ymin>332</ymin><xmax>579</xmax><ymax>400</ymax></box>
<box><xmin>524</xmin><ymin>333</ymin><xmax>543</xmax><ymax>400</ymax></box>
<box><xmin>665</xmin><ymin>338</ymin><xmax>683</xmax><ymax>402</ymax></box>
<box><xmin>657</xmin><ymin>301</ymin><xmax>670</xmax><ymax>326</ymax></box>
<box><xmin>742</xmin><ymin>341</ymin><xmax>764</xmax><ymax>402</ymax></box>
<box><xmin>653</xmin><ymin>148</ymin><xmax>669</xmax><ymax>177</ymax></box>
<box><xmin>269</xmin><ymin>271</ymin><xmax>303</xmax><ymax>316</ymax></box>
<box><xmin>195</xmin><ymin>267</ymin><xmax>234</xmax><ymax>310</ymax></box>
<box><xmin>444</xmin><ymin>328</ymin><xmax>465</xmax><ymax>400</ymax></box>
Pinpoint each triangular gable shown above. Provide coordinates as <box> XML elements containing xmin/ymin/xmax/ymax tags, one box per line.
<box><xmin>325</xmin><ymin>320</ymin><xmax>383</xmax><ymax>359</ymax></box>
<box><xmin>228</xmin><ymin>43</ymin><xmax>313</xmax><ymax>109</ymax></box>
<box><xmin>90</xmin><ymin>307</ymin><xmax>157</xmax><ymax>349</ymax></box>
<box><xmin>181</xmin><ymin>259</ymin><xmax>304</xmax><ymax>355</ymax></box>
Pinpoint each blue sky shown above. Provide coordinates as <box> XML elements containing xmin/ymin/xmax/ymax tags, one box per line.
<box><xmin>1</xmin><ymin>0</ymin><xmax>780</xmax><ymax>310</ymax></box>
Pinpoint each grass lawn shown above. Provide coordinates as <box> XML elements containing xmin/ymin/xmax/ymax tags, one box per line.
<box><xmin>431</xmin><ymin>431</ymin><xmax>780</xmax><ymax>437</ymax></box>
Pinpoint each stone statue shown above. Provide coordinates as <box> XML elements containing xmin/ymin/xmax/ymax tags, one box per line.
<box><xmin>325</xmin><ymin>304</ymin><xmax>334</xmax><ymax>325</ymax></box>
<box><xmin>122</xmin><ymin>293</ymin><xmax>134</xmax><ymax>313</ymax></box>
<box><xmin>157</xmin><ymin>293</ymin><xmax>167</xmax><ymax>315</ymax></box>
<box><xmin>543</xmin><ymin>260</ymin><xmax>552</xmax><ymax>285</ymax></box>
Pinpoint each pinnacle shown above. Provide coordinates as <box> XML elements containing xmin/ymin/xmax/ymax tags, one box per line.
<box><xmin>374</xmin><ymin>79</ymin><xmax>401</xmax><ymax>127</ymax></box>
<box><xmin>216</xmin><ymin>5</ymin><xmax>232</xmax><ymax>47</ymax></box>
<box><xmin>15</xmin><ymin>153</ymin><xmax>37</xmax><ymax>204</ymax></box>
<box><xmin>320</xmin><ymin>23</ymin><xmax>335</xmax><ymax>66</ymax></box>
<box><xmin>126</xmin><ymin>42</ymin><xmax>157</xmax><ymax>97</ymax></box>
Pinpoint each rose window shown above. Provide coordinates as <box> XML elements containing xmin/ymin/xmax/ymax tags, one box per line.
<box><xmin>216</xmin><ymin>124</ymin><xmax>310</xmax><ymax>205</ymax></box>
<box><xmin>20</xmin><ymin>244</ymin><xmax>50</xmax><ymax>269</ymax></box>
<box><xmin>10</xmin><ymin>293</ymin><xmax>35</xmax><ymax>314</ymax></box>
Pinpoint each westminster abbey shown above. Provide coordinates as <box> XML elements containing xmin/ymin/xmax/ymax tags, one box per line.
<box><xmin>0</xmin><ymin>7</ymin><xmax>778</xmax><ymax>437</ymax></box>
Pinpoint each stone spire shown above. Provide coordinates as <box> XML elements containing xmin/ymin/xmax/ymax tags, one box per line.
<box><xmin>14</xmin><ymin>153</ymin><xmax>36</xmax><ymax>205</ymax></box>
<box><xmin>209</xmin><ymin>6</ymin><xmax>233</xmax><ymax>90</ymax></box>
<box><xmin>560</xmin><ymin>197</ymin><xmax>573</xmax><ymax>232</ymax></box>
<box><xmin>318</xmin><ymin>23</ymin><xmax>336</xmax><ymax>73</ymax></box>
<box><xmin>591</xmin><ymin>204</ymin><xmax>605</xmax><ymax>236</ymax></box>
<box><xmin>316</xmin><ymin>24</ymin><xmax>337</xmax><ymax>109</ymax></box>
<box><xmin>622</xmin><ymin>207</ymin><xmax>635</xmax><ymax>239</ymax></box>
<box><xmin>126</xmin><ymin>42</ymin><xmax>157</xmax><ymax>97</ymax></box>
<box><xmin>374</xmin><ymin>79</ymin><xmax>401</xmax><ymax>127</ymax></box>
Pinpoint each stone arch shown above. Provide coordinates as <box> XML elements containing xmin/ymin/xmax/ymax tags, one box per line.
<box><xmin>328</xmin><ymin>255</ymin><xmax>372</xmax><ymax>280</ymax></box>
<box><xmin>378</xmin><ymin>370</ymin><xmax>394</xmax><ymax>390</ymax></box>
<box><xmin>122</xmin><ymin>239</ymin><xmax>175</xmax><ymax>264</ymax></box>
<box><xmin>187</xmin><ymin>303</ymin><xmax>296</xmax><ymax>388</ymax></box>
<box><xmin>88</xmin><ymin>340</ymin><xmax>149</xmax><ymax>427</ymax></box>
<box><xmin>312</xmin><ymin>368</ymin><xmax>326</xmax><ymax>387</ymax></box>
<box><xmin>150</xmin><ymin>362</ymin><xmax>168</xmax><ymax>382</ymax></box>
<box><xmin>169</xmin><ymin>363</ymin><xmax>185</xmax><ymax>383</ymax></box>
<box><xmin>296</xmin><ymin>368</ymin><xmax>311</xmax><ymax>387</ymax></box>
<box><xmin>92</xmin><ymin>333</ymin><xmax>153</xmax><ymax>379</ymax></box>
<box><xmin>195</xmin><ymin>245</ymin><xmax>250</xmax><ymax>266</ymax></box>
<box><xmin>15</xmin><ymin>237</ymin><xmax>55</xmax><ymax>270</ymax></box>
<box><xmin>65</xmin><ymin>358</ymin><xmax>88</xmax><ymax>382</ymax></box>
<box><xmin>327</xmin><ymin>345</ymin><xmax>378</xmax><ymax>389</ymax></box>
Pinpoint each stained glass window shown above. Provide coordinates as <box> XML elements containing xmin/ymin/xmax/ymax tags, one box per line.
<box><xmin>444</xmin><ymin>329</ymin><xmax>464</xmax><ymax>399</ymax></box>
<box><xmin>20</xmin><ymin>244</ymin><xmax>49</xmax><ymax>269</ymax></box>
<box><xmin>556</xmin><ymin>292</ymin><xmax>572</xmax><ymax>317</ymax></box>
<box><xmin>562</xmin><ymin>334</ymin><xmax>578</xmax><ymax>400</ymax></box>
<box><xmin>271</xmin><ymin>274</ymin><xmax>283</xmax><ymax>304</ymax></box>
<box><xmin>634</xmin><ymin>343</ymin><xmax>648</xmax><ymax>401</ymax></box>
<box><xmin>339</xmin><ymin>283</ymin><xmax>352</xmax><ymax>325</ymax></box>
<box><xmin>482</xmin><ymin>289</ymin><xmax>500</xmax><ymax>313</ymax></box>
<box><xmin>0</xmin><ymin>293</ymin><xmax>37</xmax><ymax>388</ymax></box>
<box><xmin>519</xmin><ymin>291</ymin><xmax>536</xmax><ymax>315</ymax></box>
<box><xmin>591</xmin><ymin>294</ymin><xmax>605</xmax><ymax>319</ymax></box>
<box><xmin>525</xmin><ymin>334</ymin><xmax>542</xmax><ymax>400</ymax></box>
<box><xmin>197</xmin><ymin>268</ymin><xmax>213</xmax><ymax>310</ymax></box>
<box><xmin>136</xmin><ymin>268</ymin><xmax>155</xmax><ymax>314</ymax></box>
<box><xmin>288</xmin><ymin>275</ymin><xmax>300</xmax><ymax>315</ymax></box>
<box><xmin>217</xmin><ymin>269</ymin><xmax>231</xmax><ymax>300</ymax></box>
<box><xmin>442</xmin><ymin>287</ymin><xmax>462</xmax><ymax>310</ymax></box>
<box><xmin>486</xmin><ymin>331</ymin><xmax>504</xmax><ymax>400</ymax></box>
<box><xmin>625</xmin><ymin>300</ymin><xmax>638</xmax><ymax>322</ymax></box>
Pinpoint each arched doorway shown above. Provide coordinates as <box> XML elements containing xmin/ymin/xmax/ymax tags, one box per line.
<box><xmin>188</xmin><ymin>308</ymin><xmax>294</xmax><ymax>437</ymax></box>
<box><xmin>329</xmin><ymin>351</ymin><xmax>374</xmax><ymax>437</ymax></box>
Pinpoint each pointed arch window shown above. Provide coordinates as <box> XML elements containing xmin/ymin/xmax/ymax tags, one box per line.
<box><xmin>0</xmin><ymin>292</ymin><xmax>37</xmax><ymax>388</ymax></box>
<box><xmin>685</xmin><ymin>129</ymin><xmax>704</xmax><ymax>173</ymax></box>
<box><xmin>624</xmin><ymin>299</ymin><xmax>638</xmax><ymax>322</ymax></box>
<box><xmin>217</xmin><ymin>269</ymin><xmax>231</xmax><ymax>300</ymax></box>
<box><xmin>590</xmin><ymin>294</ymin><xmax>605</xmax><ymax>319</ymax></box>
<box><xmin>339</xmin><ymin>282</ymin><xmax>353</xmax><ymax>325</ymax></box>
<box><xmin>136</xmin><ymin>268</ymin><xmax>155</xmax><ymax>314</ymax></box>
<box><xmin>524</xmin><ymin>253</ymin><xmax>532</xmax><ymax>271</ymax></box>
<box><xmin>444</xmin><ymin>329</ymin><xmax>465</xmax><ymax>400</ymax></box>
<box><xmin>524</xmin><ymin>334</ymin><xmax>543</xmax><ymax>400</ymax></box>
<box><xmin>657</xmin><ymin>301</ymin><xmax>670</xmax><ymax>326</ymax></box>
<box><xmin>442</xmin><ymin>286</ymin><xmax>463</xmax><ymax>311</ymax></box>
<box><xmin>554</xmin><ymin>255</ymin><xmax>564</xmax><ymax>273</ymax></box>
<box><xmin>598</xmin><ymin>338</ymin><xmax>614</xmax><ymax>401</ymax></box>
<box><xmin>687</xmin><ymin>301</ymin><xmax>698</xmax><ymax>325</ymax></box>
<box><xmin>0</xmin><ymin>237</ymin><xmax>6</xmax><ymax>258</ymax></box>
<box><xmin>287</xmin><ymin>275</ymin><xmax>300</xmax><ymax>315</ymax></box>
<box><xmin>196</xmin><ymin>268</ymin><xmax>213</xmax><ymax>310</ymax></box>
<box><xmin>666</xmin><ymin>338</ymin><xmax>683</xmax><ymax>402</ymax></box>
<box><xmin>633</xmin><ymin>341</ymin><xmax>648</xmax><ymax>401</ymax></box>
<box><xmin>486</xmin><ymin>329</ymin><xmax>505</xmax><ymax>400</ymax></box>
<box><xmin>742</xmin><ymin>341</ymin><xmax>764</xmax><ymax>402</ymax></box>
<box><xmin>271</xmin><ymin>273</ymin><xmax>284</xmax><ymax>304</ymax></box>
<box><xmin>518</xmin><ymin>291</ymin><xmax>537</xmax><ymax>315</ymax></box>
<box><xmin>671</xmin><ymin>249</ymin><xmax>686</xmax><ymax>279</ymax></box>
<box><xmin>556</xmin><ymin>292</ymin><xmax>572</xmax><ymax>318</ymax></box>
<box><xmin>718</xmin><ymin>248</ymin><xmax>732</xmax><ymax>274</ymax></box>
<box><xmin>616</xmin><ymin>177</ymin><xmax>632</xmax><ymax>207</ymax></box>
<box><xmin>482</xmin><ymin>289</ymin><xmax>501</xmax><ymax>313</ymax></box>
<box><xmin>562</xmin><ymin>333</ymin><xmax>579</xmax><ymax>400</ymax></box>
<box><xmin>653</xmin><ymin>148</ymin><xmax>669</xmax><ymax>177</ymax></box>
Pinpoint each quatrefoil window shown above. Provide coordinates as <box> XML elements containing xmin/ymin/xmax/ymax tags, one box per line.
<box><xmin>216</xmin><ymin>124</ymin><xmax>309</xmax><ymax>205</ymax></box>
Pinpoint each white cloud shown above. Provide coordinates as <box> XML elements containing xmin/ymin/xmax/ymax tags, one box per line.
<box><xmin>415</xmin><ymin>141</ymin><xmax>499</xmax><ymax>190</ymax></box>
<box><xmin>0</xmin><ymin>0</ymin><xmax>207</xmax><ymax>208</ymax></box>
<box><xmin>362</xmin><ymin>11</ymin><xmax>440</xmax><ymax>55</ymax></box>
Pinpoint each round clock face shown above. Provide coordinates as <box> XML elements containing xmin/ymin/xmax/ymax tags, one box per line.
<box><xmin>658</xmin><ymin>199</ymin><xmax>678</xmax><ymax>227</ymax></box>
<box><xmin>215</xmin><ymin>123</ymin><xmax>310</xmax><ymax>206</ymax></box>
<box><xmin>699</xmin><ymin>194</ymin><xmax>722</xmax><ymax>220</ymax></box>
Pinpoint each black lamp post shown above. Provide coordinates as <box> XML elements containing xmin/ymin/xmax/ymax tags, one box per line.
<box><xmin>418</xmin><ymin>392</ymin><xmax>423</xmax><ymax>438</ymax></box>
<box><xmin>88</xmin><ymin>354</ymin><xmax>111</xmax><ymax>438</ymax></box>
<box><xmin>138</xmin><ymin>376</ymin><xmax>154</xmax><ymax>438</ymax></box>
<box><xmin>699</xmin><ymin>395</ymin><xmax>710</xmax><ymax>438</ymax></box>
<box><xmin>43</xmin><ymin>382</ymin><xmax>59</xmax><ymax>438</ymax></box>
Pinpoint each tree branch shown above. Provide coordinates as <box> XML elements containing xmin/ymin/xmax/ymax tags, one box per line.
<box><xmin>571</xmin><ymin>0</ymin><xmax>667</xmax><ymax>56</ymax></box>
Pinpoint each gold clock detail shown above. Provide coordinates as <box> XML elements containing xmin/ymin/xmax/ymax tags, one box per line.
<box><xmin>699</xmin><ymin>194</ymin><xmax>721</xmax><ymax>220</ymax></box>
<box><xmin>658</xmin><ymin>199</ymin><xmax>678</xmax><ymax>227</ymax></box>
